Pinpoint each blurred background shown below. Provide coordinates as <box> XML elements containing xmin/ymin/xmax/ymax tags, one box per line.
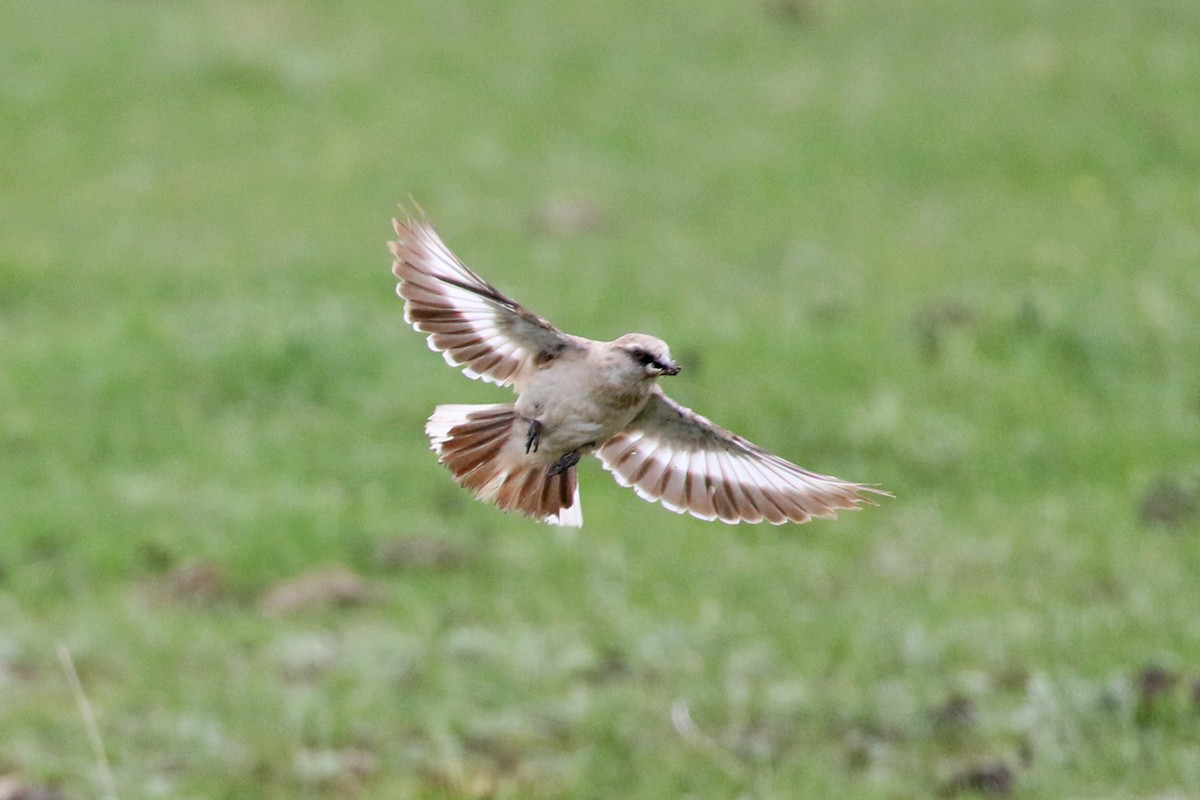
<box><xmin>2</xmin><ymin>0</ymin><xmax>1199</xmax><ymax>797</ymax></box>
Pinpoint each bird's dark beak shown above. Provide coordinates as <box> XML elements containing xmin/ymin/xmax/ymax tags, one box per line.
<box><xmin>661</xmin><ymin>361</ymin><xmax>681</xmax><ymax>376</ymax></box>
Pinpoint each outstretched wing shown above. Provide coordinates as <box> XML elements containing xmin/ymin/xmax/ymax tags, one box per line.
<box><xmin>390</xmin><ymin>212</ymin><xmax>578</xmax><ymax>388</ymax></box>
<box><xmin>597</xmin><ymin>388</ymin><xmax>889</xmax><ymax>524</ymax></box>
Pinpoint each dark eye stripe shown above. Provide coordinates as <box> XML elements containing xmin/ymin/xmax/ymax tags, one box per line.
<box><xmin>630</xmin><ymin>348</ymin><xmax>657</xmax><ymax>366</ymax></box>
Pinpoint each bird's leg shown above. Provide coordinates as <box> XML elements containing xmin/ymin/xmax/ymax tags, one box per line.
<box><xmin>524</xmin><ymin>418</ymin><xmax>543</xmax><ymax>454</ymax></box>
<box><xmin>548</xmin><ymin>449</ymin><xmax>581</xmax><ymax>476</ymax></box>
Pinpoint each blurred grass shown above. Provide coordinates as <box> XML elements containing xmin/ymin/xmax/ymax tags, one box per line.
<box><xmin>2</xmin><ymin>0</ymin><xmax>1200</xmax><ymax>797</ymax></box>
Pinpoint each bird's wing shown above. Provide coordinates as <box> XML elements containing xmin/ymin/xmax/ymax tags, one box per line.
<box><xmin>597</xmin><ymin>388</ymin><xmax>889</xmax><ymax>524</ymax></box>
<box><xmin>390</xmin><ymin>212</ymin><xmax>577</xmax><ymax>388</ymax></box>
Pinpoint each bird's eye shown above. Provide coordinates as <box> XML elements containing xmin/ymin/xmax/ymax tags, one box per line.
<box><xmin>631</xmin><ymin>348</ymin><xmax>659</xmax><ymax>367</ymax></box>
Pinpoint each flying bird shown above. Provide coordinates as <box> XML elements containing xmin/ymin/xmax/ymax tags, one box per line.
<box><xmin>390</xmin><ymin>209</ymin><xmax>888</xmax><ymax>528</ymax></box>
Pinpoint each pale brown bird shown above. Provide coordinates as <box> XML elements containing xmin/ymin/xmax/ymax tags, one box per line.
<box><xmin>390</xmin><ymin>209</ymin><xmax>888</xmax><ymax>528</ymax></box>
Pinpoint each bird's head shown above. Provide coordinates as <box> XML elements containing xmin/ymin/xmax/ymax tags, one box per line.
<box><xmin>616</xmin><ymin>333</ymin><xmax>681</xmax><ymax>378</ymax></box>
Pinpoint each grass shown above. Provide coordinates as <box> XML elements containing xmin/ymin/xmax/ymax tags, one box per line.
<box><xmin>2</xmin><ymin>0</ymin><xmax>1200</xmax><ymax>797</ymax></box>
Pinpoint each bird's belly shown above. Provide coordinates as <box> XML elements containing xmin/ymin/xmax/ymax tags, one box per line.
<box><xmin>537</xmin><ymin>400</ymin><xmax>634</xmax><ymax>455</ymax></box>
<box><xmin>516</xmin><ymin>385</ymin><xmax>640</xmax><ymax>457</ymax></box>
<box><xmin>516</xmin><ymin>357</ymin><xmax>649</xmax><ymax>457</ymax></box>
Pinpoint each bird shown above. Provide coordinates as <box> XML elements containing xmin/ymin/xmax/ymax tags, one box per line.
<box><xmin>389</xmin><ymin>208</ymin><xmax>888</xmax><ymax>528</ymax></box>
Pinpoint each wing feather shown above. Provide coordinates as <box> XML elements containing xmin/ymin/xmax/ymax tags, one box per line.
<box><xmin>391</xmin><ymin>212</ymin><xmax>579</xmax><ymax>388</ymax></box>
<box><xmin>658</xmin><ymin>450</ymin><xmax>691</xmax><ymax>513</ymax></box>
<box><xmin>597</xmin><ymin>388</ymin><xmax>889</xmax><ymax>525</ymax></box>
<box><xmin>721</xmin><ymin>455</ymin><xmax>764</xmax><ymax>524</ymax></box>
<box><xmin>686</xmin><ymin>451</ymin><xmax>719</xmax><ymax>521</ymax></box>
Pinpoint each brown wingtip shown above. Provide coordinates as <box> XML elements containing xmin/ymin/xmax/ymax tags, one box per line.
<box><xmin>852</xmin><ymin>484</ymin><xmax>894</xmax><ymax>506</ymax></box>
<box><xmin>394</xmin><ymin>199</ymin><xmax>431</xmax><ymax>229</ymax></box>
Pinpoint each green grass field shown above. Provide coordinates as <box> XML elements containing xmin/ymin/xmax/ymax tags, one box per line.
<box><xmin>3</xmin><ymin>0</ymin><xmax>1200</xmax><ymax>797</ymax></box>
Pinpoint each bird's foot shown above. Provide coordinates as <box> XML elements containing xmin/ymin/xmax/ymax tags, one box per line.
<box><xmin>548</xmin><ymin>449</ymin><xmax>581</xmax><ymax>477</ymax></box>
<box><xmin>524</xmin><ymin>419</ymin><xmax>543</xmax><ymax>454</ymax></box>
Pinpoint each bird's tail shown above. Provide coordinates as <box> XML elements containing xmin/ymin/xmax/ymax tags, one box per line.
<box><xmin>424</xmin><ymin>404</ymin><xmax>582</xmax><ymax>527</ymax></box>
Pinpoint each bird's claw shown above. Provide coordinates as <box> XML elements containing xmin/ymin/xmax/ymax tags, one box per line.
<box><xmin>525</xmin><ymin>419</ymin><xmax>543</xmax><ymax>454</ymax></box>
<box><xmin>548</xmin><ymin>449</ymin><xmax>580</xmax><ymax>476</ymax></box>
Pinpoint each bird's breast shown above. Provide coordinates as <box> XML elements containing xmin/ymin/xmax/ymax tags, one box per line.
<box><xmin>517</xmin><ymin>362</ymin><xmax>650</xmax><ymax>455</ymax></box>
